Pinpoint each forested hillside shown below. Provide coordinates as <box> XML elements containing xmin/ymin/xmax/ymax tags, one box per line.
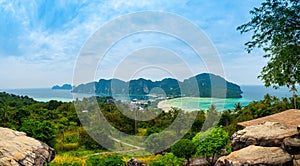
<box><xmin>0</xmin><ymin>92</ymin><xmax>299</xmax><ymax>165</ymax></box>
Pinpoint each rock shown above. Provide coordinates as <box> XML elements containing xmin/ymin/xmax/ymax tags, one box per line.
<box><xmin>294</xmin><ymin>154</ymin><xmax>300</xmax><ymax>160</ymax></box>
<box><xmin>282</xmin><ymin>137</ymin><xmax>300</xmax><ymax>155</ymax></box>
<box><xmin>231</xmin><ymin>122</ymin><xmax>298</xmax><ymax>151</ymax></box>
<box><xmin>0</xmin><ymin>127</ymin><xmax>55</xmax><ymax>166</ymax></box>
<box><xmin>215</xmin><ymin>145</ymin><xmax>293</xmax><ymax>166</ymax></box>
<box><xmin>294</xmin><ymin>159</ymin><xmax>300</xmax><ymax>166</ymax></box>
<box><xmin>188</xmin><ymin>158</ymin><xmax>209</xmax><ymax>166</ymax></box>
<box><xmin>214</xmin><ymin>156</ymin><xmax>226</xmax><ymax>166</ymax></box>
<box><xmin>126</xmin><ymin>158</ymin><xmax>148</xmax><ymax>166</ymax></box>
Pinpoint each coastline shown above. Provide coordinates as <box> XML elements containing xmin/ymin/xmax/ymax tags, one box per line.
<box><xmin>157</xmin><ymin>99</ymin><xmax>172</xmax><ymax>112</ymax></box>
<box><xmin>157</xmin><ymin>97</ymin><xmax>212</xmax><ymax>112</ymax></box>
<box><xmin>157</xmin><ymin>97</ymin><xmax>251</xmax><ymax>112</ymax></box>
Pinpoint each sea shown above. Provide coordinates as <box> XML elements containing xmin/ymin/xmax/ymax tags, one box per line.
<box><xmin>0</xmin><ymin>85</ymin><xmax>297</xmax><ymax>111</ymax></box>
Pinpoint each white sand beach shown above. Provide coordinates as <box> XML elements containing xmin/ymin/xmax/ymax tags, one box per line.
<box><xmin>157</xmin><ymin>97</ymin><xmax>250</xmax><ymax>111</ymax></box>
<box><xmin>157</xmin><ymin>97</ymin><xmax>204</xmax><ymax>111</ymax></box>
<box><xmin>157</xmin><ymin>99</ymin><xmax>172</xmax><ymax>112</ymax></box>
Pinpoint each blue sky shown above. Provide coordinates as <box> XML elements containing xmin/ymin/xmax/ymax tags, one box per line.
<box><xmin>0</xmin><ymin>0</ymin><xmax>266</xmax><ymax>89</ymax></box>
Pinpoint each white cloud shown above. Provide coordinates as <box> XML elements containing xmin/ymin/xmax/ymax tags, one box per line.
<box><xmin>0</xmin><ymin>0</ymin><xmax>266</xmax><ymax>88</ymax></box>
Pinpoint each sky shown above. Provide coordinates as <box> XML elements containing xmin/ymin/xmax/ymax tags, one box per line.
<box><xmin>0</xmin><ymin>0</ymin><xmax>267</xmax><ymax>89</ymax></box>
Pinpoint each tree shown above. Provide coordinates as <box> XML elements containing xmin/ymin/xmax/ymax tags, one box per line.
<box><xmin>192</xmin><ymin>127</ymin><xmax>230</xmax><ymax>164</ymax></box>
<box><xmin>218</xmin><ymin>110</ymin><xmax>233</xmax><ymax>126</ymax></box>
<box><xmin>20</xmin><ymin>120</ymin><xmax>56</xmax><ymax>147</ymax></box>
<box><xmin>191</xmin><ymin>110</ymin><xmax>206</xmax><ymax>133</ymax></box>
<box><xmin>171</xmin><ymin>139</ymin><xmax>195</xmax><ymax>165</ymax></box>
<box><xmin>237</xmin><ymin>0</ymin><xmax>300</xmax><ymax>108</ymax></box>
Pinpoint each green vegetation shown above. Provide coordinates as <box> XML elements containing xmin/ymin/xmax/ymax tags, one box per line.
<box><xmin>192</xmin><ymin>127</ymin><xmax>230</xmax><ymax>164</ymax></box>
<box><xmin>1</xmin><ymin>91</ymin><xmax>299</xmax><ymax>165</ymax></box>
<box><xmin>238</xmin><ymin>0</ymin><xmax>300</xmax><ymax>108</ymax></box>
<box><xmin>149</xmin><ymin>153</ymin><xmax>185</xmax><ymax>166</ymax></box>
<box><xmin>85</xmin><ymin>154</ymin><xmax>125</xmax><ymax>166</ymax></box>
<box><xmin>171</xmin><ymin>139</ymin><xmax>195</xmax><ymax>164</ymax></box>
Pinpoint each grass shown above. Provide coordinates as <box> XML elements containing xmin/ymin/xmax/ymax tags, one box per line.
<box><xmin>49</xmin><ymin>127</ymin><xmax>159</xmax><ymax>165</ymax></box>
<box><xmin>49</xmin><ymin>153</ymin><xmax>86</xmax><ymax>165</ymax></box>
<box><xmin>49</xmin><ymin>149</ymin><xmax>162</xmax><ymax>165</ymax></box>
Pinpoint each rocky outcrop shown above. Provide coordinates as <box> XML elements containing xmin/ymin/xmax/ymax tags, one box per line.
<box><xmin>0</xmin><ymin>127</ymin><xmax>55</xmax><ymax>166</ymax></box>
<box><xmin>216</xmin><ymin>121</ymin><xmax>300</xmax><ymax>166</ymax></box>
<box><xmin>215</xmin><ymin>145</ymin><xmax>293</xmax><ymax>166</ymax></box>
<box><xmin>231</xmin><ymin>122</ymin><xmax>298</xmax><ymax>151</ymax></box>
<box><xmin>126</xmin><ymin>158</ymin><xmax>148</xmax><ymax>166</ymax></box>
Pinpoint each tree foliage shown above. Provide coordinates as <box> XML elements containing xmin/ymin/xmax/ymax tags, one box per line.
<box><xmin>20</xmin><ymin>120</ymin><xmax>56</xmax><ymax>147</ymax></box>
<box><xmin>237</xmin><ymin>0</ymin><xmax>300</xmax><ymax>106</ymax></box>
<box><xmin>192</xmin><ymin>127</ymin><xmax>230</xmax><ymax>161</ymax></box>
<box><xmin>171</xmin><ymin>139</ymin><xmax>195</xmax><ymax>164</ymax></box>
<box><xmin>149</xmin><ymin>153</ymin><xmax>185</xmax><ymax>166</ymax></box>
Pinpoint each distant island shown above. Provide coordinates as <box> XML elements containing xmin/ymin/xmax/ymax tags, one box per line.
<box><xmin>52</xmin><ymin>84</ymin><xmax>73</xmax><ymax>90</ymax></box>
<box><xmin>72</xmin><ymin>73</ymin><xmax>243</xmax><ymax>98</ymax></box>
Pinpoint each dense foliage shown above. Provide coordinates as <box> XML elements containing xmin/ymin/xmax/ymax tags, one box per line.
<box><xmin>237</xmin><ymin>0</ymin><xmax>300</xmax><ymax>107</ymax></box>
<box><xmin>149</xmin><ymin>153</ymin><xmax>185</xmax><ymax>166</ymax></box>
<box><xmin>1</xmin><ymin>91</ymin><xmax>299</xmax><ymax>165</ymax></box>
<box><xmin>171</xmin><ymin>139</ymin><xmax>195</xmax><ymax>164</ymax></box>
<box><xmin>85</xmin><ymin>154</ymin><xmax>125</xmax><ymax>166</ymax></box>
<box><xmin>192</xmin><ymin>127</ymin><xmax>230</xmax><ymax>163</ymax></box>
<box><xmin>0</xmin><ymin>92</ymin><xmax>206</xmax><ymax>153</ymax></box>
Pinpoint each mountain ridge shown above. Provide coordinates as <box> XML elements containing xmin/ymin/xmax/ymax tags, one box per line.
<box><xmin>72</xmin><ymin>73</ymin><xmax>243</xmax><ymax>98</ymax></box>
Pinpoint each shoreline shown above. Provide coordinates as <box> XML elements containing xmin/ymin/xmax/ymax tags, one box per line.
<box><xmin>157</xmin><ymin>97</ymin><xmax>250</xmax><ymax>112</ymax></box>
<box><xmin>157</xmin><ymin>97</ymin><xmax>210</xmax><ymax>112</ymax></box>
<box><xmin>157</xmin><ymin>99</ymin><xmax>172</xmax><ymax>112</ymax></box>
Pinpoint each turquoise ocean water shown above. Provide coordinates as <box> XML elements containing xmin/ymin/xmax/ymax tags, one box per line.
<box><xmin>164</xmin><ymin>85</ymin><xmax>297</xmax><ymax>111</ymax></box>
<box><xmin>1</xmin><ymin>85</ymin><xmax>297</xmax><ymax>110</ymax></box>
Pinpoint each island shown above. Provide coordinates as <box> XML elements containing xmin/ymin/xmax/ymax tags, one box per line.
<box><xmin>72</xmin><ymin>73</ymin><xmax>243</xmax><ymax>98</ymax></box>
<box><xmin>52</xmin><ymin>84</ymin><xmax>73</xmax><ymax>90</ymax></box>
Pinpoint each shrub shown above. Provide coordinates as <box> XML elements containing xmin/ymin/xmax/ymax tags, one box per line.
<box><xmin>149</xmin><ymin>153</ymin><xmax>185</xmax><ymax>166</ymax></box>
<box><xmin>85</xmin><ymin>154</ymin><xmax>126</xmax><ymax>166</ymax></box>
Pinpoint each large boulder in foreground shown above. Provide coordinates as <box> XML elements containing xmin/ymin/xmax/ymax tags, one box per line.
<box><xmin>215</xmin><ymin>145</ymin><xmax>293</xmax><ymax>166</ymax></box>
<box><xmin>231</xmin><ymin>122</ymin><xmax>298</xmax><ymax>151</ymax></box>
<box><xmin>0</xmin><ymin>127</ymin><xmax>55</xmax><ymax>166</ymax></box>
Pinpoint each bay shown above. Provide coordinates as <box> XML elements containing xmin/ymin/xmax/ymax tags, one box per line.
<box><xmin>0</xmin><ymin>85</ymin><xmax>297</xmax><ymax>110</ymax></box>
<box><xmin>0</xmin><ymin>88</ymin><xmax>74</xmax><ymax>102</ymax></box>
<box><xmin>158</xmin><ymin>85</ymin><xmax>296</xmax><ymax>111</ymax></box>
